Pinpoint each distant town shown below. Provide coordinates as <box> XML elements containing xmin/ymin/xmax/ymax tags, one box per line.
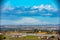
<box><xmin>0</xmin><ymin>24</ymin><xmax>60</xmax><ymax>31</ymax></box>
<box><xmin>0</xmin><ymin>25</ymin><xmax>60</xmax><ymax>40</ymax></box>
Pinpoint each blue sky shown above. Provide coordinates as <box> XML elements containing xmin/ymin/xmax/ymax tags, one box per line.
<box><xmin>0</xmin><ymin>0</ymin><xmax>60</xmax><ymax>25</ymax></box>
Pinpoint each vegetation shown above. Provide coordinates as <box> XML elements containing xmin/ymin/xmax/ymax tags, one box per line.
<box><xmin>2</xmin><ymin>35</ymin><xmax>41</xmax><ymax>40</ymax></box>
<box><xmin>50</xmin><ymin>36</ymin><xmax>55</xmax><ymax>38</ymax></box>
<box><xmin>0</xmin><ymin>34</ymin><xmax>59</xmax><ymax>40</ymax></box>
<box><xmin>34</xmin><ymin>29</ymin><xmax>39</xmax><ymax>33</ymax></box>
<box><xmin>0</xmin><ymin>35</ymin><xmax>5</xmax><ymax>40</ymax></box>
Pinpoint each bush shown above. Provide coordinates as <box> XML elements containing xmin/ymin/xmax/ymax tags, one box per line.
<box><xmin>0</xmin><ymin>35</ymin><xmax>4</xmax><ymax>40</ymax></box>
<box><xmin>50</xmin><ymin>36</ymin><xmax>55</xmax><ymax>38</ymax></box>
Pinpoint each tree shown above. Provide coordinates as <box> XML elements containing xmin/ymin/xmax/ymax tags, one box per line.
<box><xmin>0</xmin><ymin>35</ymin><xmax>4</xmax><ymax>40</ymax></box>
<box><xmin>0</xmin><ymin>35</ymin><xmax>6</xmax><ymax>40</ymax></box>
<box><xmin>50</xmin><ymin>36</ymin><xmax>55</xmax><ymax>38</ymax></box>
<box><xmin>58</xmin><ymin>30</ymin><xmax>60</xmax><ymax>34</ymax></box>
<box><xmin>34</xmin><ymin>29</ymin><xmax>39</xmax><ymax>33</ymax></box>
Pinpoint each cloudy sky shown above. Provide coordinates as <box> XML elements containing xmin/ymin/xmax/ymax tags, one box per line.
<box><xmin>0</xmin><ymin>0</ymin><xmax>60</xmax><ymax>25</ymax></box>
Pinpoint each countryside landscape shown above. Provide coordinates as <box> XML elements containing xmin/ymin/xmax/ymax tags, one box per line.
<box><xmin>0</xmin><ymin>0</ymin><xmax>60</xmax><ymax>40</ymax></box>
<box><xmin>0</xmin><ymin>25</ymin><xmax>60</xmax><ymax>40</ymax></box>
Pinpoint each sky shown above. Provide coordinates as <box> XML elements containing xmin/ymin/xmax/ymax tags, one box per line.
<box><xmin>0</xmin><ymin>0</ymin><xmax>60</xmax><ymax>25</ymax></box>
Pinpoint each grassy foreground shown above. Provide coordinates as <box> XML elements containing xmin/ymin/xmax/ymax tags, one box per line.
<box><xmin>0</xmin><ymin>34</ymin><xmax>59</xmax><ymax>40</ymax></box>
<box><xmin>2</xmin><ymin>35</ymin><xmax>42</xmax><ymax>40</ymax></box>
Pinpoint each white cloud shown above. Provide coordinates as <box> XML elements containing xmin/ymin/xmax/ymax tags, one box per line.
<box><xmin>1</xmin><ymin>1</ymin><xmax>14</xmax><ymax>13</ymax></box>
<box><xmin>16</xmin><ymin>10</ymin><xmax>37</xmax><ymax>14</ymax></box>
<box><xmin>8</xmin><ymin>7</ymin><xmax>14</xmax><ymax>10</ymax></box>
<box><xmin>0</xmin><ymin>20</ymin><xmax>14</xmax><ymax>25</ymax></box>
<box><xmin>28</xmin><ymin>10</ymin><xmax>37</xmax><ymax>13</ymax></box>
<box><xmin>0</xmin><ymin>17</ymin><xmax>48</xmax><ymax>25</ymax></box>
<box><xmin>14</xmin><ymin>17</ymin><xmax>49</xmax><ymax>25</ymax></box>
<box><xmin>40</xmin><ymin>13</ymin><xmax>52</xmax><ymax>16</ymax></box>
<box><xmin>32</xmin><ymin>6</ymin><xmax>39</xmax><ymax>9</ymax></box>
<box><xmin>32</xmin><ymin>4</ymin><xmax>58</xmax><ymax>11</ymax></box>
<box><xmin>45</xmin><ymin>5</ymin><xmax>58</xmax><ymax>12</ymax></box>
<box><xmin>1</xmin><ymin>7</ymin><xmax>14</xmax><ymax>13</ymax></box>
<box><xmin>16</xmin><ymin>10</ymin><xmax>23</xmax><ymax>14</ymax></box>
<box><xmin>32</xmin><ymin>4</ymin><xmax>44</xmax><ymax>11</ymax></box>
<box><xmin>45</xmin><ymin>5</ymin><xmax>53</xmax><ymax>10</ymax></box>
<box><xmin>0</xmin><ymin>17</ymin><xmax>59</xmax><ymax>25</ymax></box>
<box><xmin>39</xmin><ymin>4</ymin><xmax>45</xmax><ymax>11</ymax></box>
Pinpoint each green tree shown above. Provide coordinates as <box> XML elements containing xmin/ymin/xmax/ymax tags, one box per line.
<box><xmin>34</xmin><ymin>29</ymin><xmax>39</xmax><ymax>33</ymax></box>
<box><xmin>0</xmin><ymin>35</ymin><xmax>4</xmax><ymax>40</ymax></box>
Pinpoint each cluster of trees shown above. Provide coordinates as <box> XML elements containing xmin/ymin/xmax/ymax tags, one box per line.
<box><xmin>0</xmin><ymin>35</ymin><xmax>6</xmax><ymax>40</ymax></box>
<box><xmin>34</xmin><ymin>29</ymin><xmax>39</xmax><ymax>33</ymax></box>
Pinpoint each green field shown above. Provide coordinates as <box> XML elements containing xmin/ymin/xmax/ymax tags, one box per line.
<box><xmin>9</xmin><ymin>36</ymin><xmax>41</xmax><ymax>40</ymax></box>
<box><xmin>4</xmin><ymin>36</ymin><xmax>41</xmax><ymax>40</ymax></box>
<box><xmin>0</xmin><ymin>34</ymin><xmax>59</xmax><ymax>40</ymax></box>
